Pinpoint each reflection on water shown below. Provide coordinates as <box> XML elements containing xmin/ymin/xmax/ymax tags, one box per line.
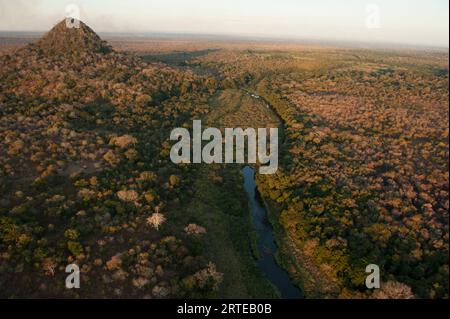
<box><xmin>242</xmin><ymin>166</ymin><xmax>303</xmax><ymax>299</ymax></box>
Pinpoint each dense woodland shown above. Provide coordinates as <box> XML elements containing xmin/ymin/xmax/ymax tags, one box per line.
<box><xmin>191</xmin><ymin>47</ymin><xmax>449</xmax><ymax>298</ymax></box>
<box><xmin>0</xmin><ymin>20</ymin><xmax>448</xmax><ymax>298</ymax></box>
<box><xmin>0</xmin><ymin>21</ymin><xmax>225</xmax><ymax>298</ymax></box>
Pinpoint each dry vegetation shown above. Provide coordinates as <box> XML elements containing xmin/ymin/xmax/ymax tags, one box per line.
<box><xmin>246</xmin><ymin>49</ymin><xmax>448</xmax><ymax>298</ymax></box>
<box><xmin>0</xmin><ymin>21</ymin><xmax>222</xmax><ymax>298</ymax></box>
<box><xmin>0</xmin><ymin>20</ymin><xmax>448</xmax><ymax>299</ymax></box>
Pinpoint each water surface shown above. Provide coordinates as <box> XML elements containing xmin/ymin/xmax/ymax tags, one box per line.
<box><xmin>242</xmin><ymin>166</ymin><xmax>303</xmax><ymax>299</ymax></box>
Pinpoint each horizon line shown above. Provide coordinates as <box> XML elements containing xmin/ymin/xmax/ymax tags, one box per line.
<box><xmin>0</xmin><ymin>28</ymin><xmax>448</xmax><ymax>52</ymax></box>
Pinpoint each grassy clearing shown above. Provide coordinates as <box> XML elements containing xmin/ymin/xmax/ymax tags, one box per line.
<box><xmin>170</xmin><ymin>88</ymin><xmax>281</xmax><ymax>298</ymax></box>
<box><xmin>207</xmin><ymin>89</ymin><xmax>279</xmax><ymax>130</ymax></box>
<box><xmin>178</xmin><ymin>164</ymin><xmax>278</xmax><ymax>298</ymax></box>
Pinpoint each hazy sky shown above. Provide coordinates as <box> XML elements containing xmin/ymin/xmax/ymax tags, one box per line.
<box><xmin>0</xmin><ymin>0</ymin><xmax>448</xmax><ymax>47</ymax></box>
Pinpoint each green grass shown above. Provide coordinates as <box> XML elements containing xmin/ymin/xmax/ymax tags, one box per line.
<box><xmin>176</xmin><ymin>164</ymin><xmax>278</xmax><ymax>298</ymax></box>
<box><xmin>170</xmin><ymin>88</ymin><xmax>282</xmax><ymax>298</ymax></box>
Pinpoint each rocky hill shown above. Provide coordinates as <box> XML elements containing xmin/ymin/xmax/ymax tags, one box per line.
<box><xmin>0</xmin><ymin>19</ymin><xmax>219</xmax><ymax>298</ymax></box>
<box><xmin>34</xmin><ymin>19</ymin><xmax>112</xmax><ymax>56</ymax></box>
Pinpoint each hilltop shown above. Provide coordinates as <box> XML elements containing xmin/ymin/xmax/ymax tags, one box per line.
<box><xmin>34</xmin><ymin>19</ymin><xmax>112</xmax><ymax>56</ymax></box>
<box><xmin>0</xmin><ymin>18</ymin><xmax>202</xmax><ymax>108</ymax></box>
<box><xmin>0</xmin><ymin>19</ymin><xmax>222</xmax><ymax>298</ymax></box>
<box><xmin>0</xmin><ymin>17</ymin><xmax>448</xmax><ymax>300</ymax></box>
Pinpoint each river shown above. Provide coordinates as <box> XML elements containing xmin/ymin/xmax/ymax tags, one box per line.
<box><xmin>242</xmin><ymin>166</ymin><xmax>303</xmax><ymax>299</ymax></box>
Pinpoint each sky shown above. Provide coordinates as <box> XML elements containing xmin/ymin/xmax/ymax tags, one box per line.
<box><xmin>0</xmin><ymin>0</ymin><xmax>448</xmax><ymax>47</ymax></box>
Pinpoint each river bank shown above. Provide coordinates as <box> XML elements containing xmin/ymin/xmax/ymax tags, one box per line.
<box><xmin>242</xmin><ymin>166</ymin><xmax>303</xmax><ymax>299</ymax></box>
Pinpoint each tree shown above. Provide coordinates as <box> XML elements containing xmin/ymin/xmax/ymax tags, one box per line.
<box><xmin>373</xmin><ymin>281</ymin><xmax>415</xmax><ymax>299</ymax></box>
<box><xmin>147</xmin><ymin>213</ymin><xmax>166</xmax><ymax>230</ymax></box>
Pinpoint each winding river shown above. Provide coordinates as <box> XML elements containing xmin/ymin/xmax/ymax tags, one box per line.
<box><xmin>242</xmin><ymin>166</ymin><xmax>303</xmax><ymax>299</ymax></box>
